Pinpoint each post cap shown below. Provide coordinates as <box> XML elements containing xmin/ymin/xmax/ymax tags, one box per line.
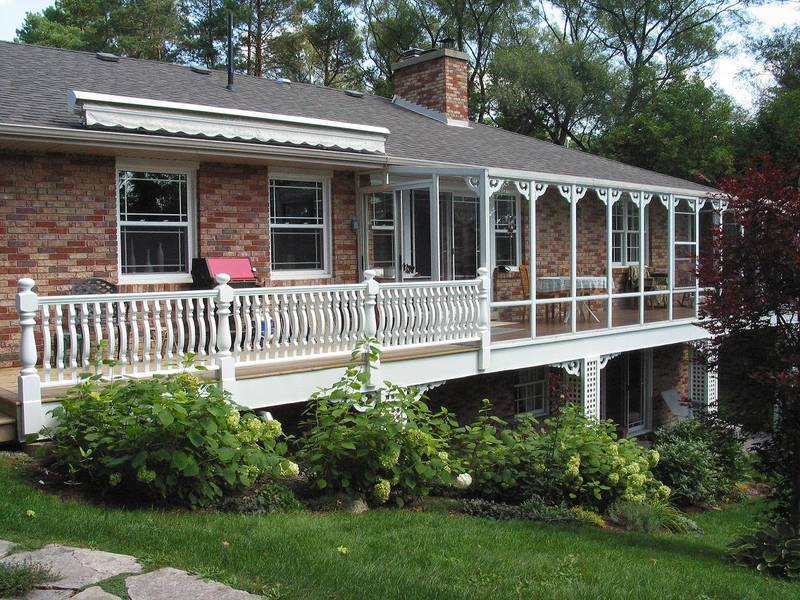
<box><xmin>17</xmin><ymin>278</ymin><xmax>35</xmax><ymax>293</ymax></box>
<box><xmin>215</xmin><ymin>273</ymin><xmax>231</xmax><ymax>286</ymax></box>
<box><xmin>477</xmin><ymin>267</ymin><xmax>489</xmax><ymax>277</ymax></box>
<box><xmin>364</xmin><ymin>270</ymin><xmax>376</xmax><ymax>281</ymax></box>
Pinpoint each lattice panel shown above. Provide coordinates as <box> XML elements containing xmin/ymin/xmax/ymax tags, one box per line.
<box><xmin>688</xmin><ymin>346</ymin><xmax>719</xmax><ymax>413</ymax></box>
<box><xmin>563</xmin><ymin>372</ymin><xmax>581</xmax><ymax>403</ymax></box>
<box><xmin>582</xmin><ymin>358</ymin><xmax>601</xmax><ymax>420</ymax></box>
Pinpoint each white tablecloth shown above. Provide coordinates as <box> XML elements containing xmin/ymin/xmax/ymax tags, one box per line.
<box><xmin>536</xmin><ymin>276</ymin><xmax>607</xmax><ymax>293</ymax></box>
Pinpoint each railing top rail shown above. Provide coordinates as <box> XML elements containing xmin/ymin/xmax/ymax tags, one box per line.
<box><xmin>232</xmin><ymin>283</ymin><xmax>365</xmax><ymax>295</ymax></box>
<box><xmin>39</xmin><ymin>289</ymin><xmax>218</xmax><ymax>305</ymax></box>
<box><xmin>379</xmin><ymin>278</ymin><xmax>481</xmax><ymax>290</ymax></box>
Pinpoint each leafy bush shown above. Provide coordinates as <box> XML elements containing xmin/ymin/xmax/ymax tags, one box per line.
<box><xmin>0</xmin><ymin>562</ymin><xmax>54</xmax><ymax>597</ymax></box>
<box><xmin>607</xmin><ymin>500</ymin><xmax>700</xmax><ymax>534</ymax></box>
<box><xmin>451</xmin><ymin>403</ymin><xmax>669</xmax><ymax>510</ymax></box>
<box><xmin>654</xmin><ymin>417</ymin><xmax>747</xmax><ymax>506</ymax></box>
<box><xmin>44</xmin><ymin>370</ymin><xmax>296</xmax><ymax>507</ymax></box>
<box><xmin>296</xmin><ymin>342</ymin><xmax>462</xmax><ymax>505</ymax></box>
<box><xmin>569</xmin><ymin>507</ymin><xmax>606</xmax><ymax>528</ymax></box>
<box><xmin>218</xmin><ymin>482</ymin><xmax>302</xmax><ymax>515</ymax></box>
<box><xmin>728</xmin><ymin>522</ymin><xmax>800</xmax><ymax>579</ymax></box>
<box><xmin>448</xmin><ymin>400</ymin><xmax>529</xmax><ymax>502</ymax></box>
<box><xmin>461</xmin><ymin>495</ymin><xmax>584</xmax><ymax>525</ymax></box>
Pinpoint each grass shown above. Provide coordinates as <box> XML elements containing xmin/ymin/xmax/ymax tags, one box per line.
<box><xmin>0</xmin><ymin>454</ymin><xmax>797</xmax><ymax>599</ymax></box>
<box><xmin>0</xmin><ymin>561</ymin><xmax>54</xmax><ymax>597</ymax></box>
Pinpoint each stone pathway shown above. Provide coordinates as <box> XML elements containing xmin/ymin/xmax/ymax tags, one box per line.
<box><xmin>0</xmin><ymin>541</ymin><xmax>261</xmax><ymax>599</ymax></box>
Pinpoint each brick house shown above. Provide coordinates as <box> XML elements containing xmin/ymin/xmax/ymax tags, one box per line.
<box><xmin>0</xmin><ymin>42</ymin><xmax>722</xmax><ymax>442</ymax></box>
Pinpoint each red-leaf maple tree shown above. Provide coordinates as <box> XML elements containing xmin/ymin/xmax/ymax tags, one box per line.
<box><xmin>699</xmin><ymin>159</ymin><xmax>800</xmax><ymax>528</ymax></box>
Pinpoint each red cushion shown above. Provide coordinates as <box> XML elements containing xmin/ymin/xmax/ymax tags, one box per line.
<box><xmin>206</xmin><ymin>257</ymin><xmax>256</xmax><ymax>280</ymax></box>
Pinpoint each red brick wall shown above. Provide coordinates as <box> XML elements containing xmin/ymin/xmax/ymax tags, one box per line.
<box><xmin>0</xmin><ymin>153</ymin><xmax>117</xmax><ymax>366</ymax></box>
<box><xmin>0</xmin><ymin>152</ymin><xmax>361</xmax><ymax>366</ymax></box>
<box><xmin>393</xmin><ymin>51</ymin><xmax>469</xmax><ymax>121</ymax></box>
<box><xmin>651</xmin><ymin>343</ymin><xmax>690</xmax><ymax>428</ymax></box>
<box><xmin>197</xmin><ymin>163</ymin><xmax>270</xmax><ymax>282</ymax></box>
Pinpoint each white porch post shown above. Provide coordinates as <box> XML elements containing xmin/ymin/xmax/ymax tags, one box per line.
<box><xmin>477</xmin><ymin>266</ymin><xmax>491</xmax><ymax>371</ymax></box>
<box><xmin>17</xmin><ymin>278</ymin><xmax>44</xmax><ymax>440</ymax></box>
<box><xmin>605</xmin><ymin>188</ymin><xmax>614</xmax><ymax>329</ymax></box>
<box><xmin>667</xmin><ymin>194</ymin><xmax>675</xmax><ymax>320</ymax></box>
<box><xmin>638</xmin><ymin>192</ymin><xmax>646</xmax><ymax>325</ymax></box>
<box><xmin>688</xmin><ymin>344</ymin><xmax>718</xmax><ymax>413</ymax></box>
<box><xmin>429</xmin><ymin>174</ymin><xmax>440</xmax><ymax>281</ymax></box>
<box><xmin>363</xmin><ymin>269</ymin><xmax>382</xmax><ymax>387</ymax></box>
<box><xmin>214</xmin><ymin>273</ymin><xmax>236</xmax><ymax>393</ymax></box>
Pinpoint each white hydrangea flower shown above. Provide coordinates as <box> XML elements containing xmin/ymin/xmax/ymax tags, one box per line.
<box><xmin>454</xmin><ymin>473</ymin><xmax>473</xmax><ymax>489</ymax></box>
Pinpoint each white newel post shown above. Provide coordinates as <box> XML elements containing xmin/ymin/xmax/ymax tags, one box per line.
<box><xmin>363</xmin><ymin>270</ymin><xmax>381</xmax><ymax>389</ymax></box>
<box><xmin>17</xmin><ymin>278</ymin><xmax>44</xmax><ymax>441</ymax></box>
<box><xmin>477</xmin><ymin>267</ymin><xmax>491</xmax><ymax>371</ymax></box>
<box><xmin>214</xmin><ymin>273</ymin><xmax>236</xmax><ymax>393</ymax></box>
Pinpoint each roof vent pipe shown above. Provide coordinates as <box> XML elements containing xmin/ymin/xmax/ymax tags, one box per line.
<box><xmin>226</xmin><ymin>11</ymin><xmax>234</xmax><ymax>91</ymax></box>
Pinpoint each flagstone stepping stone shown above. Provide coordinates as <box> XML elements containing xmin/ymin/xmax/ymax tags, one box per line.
<box><xmin>71</xmin><ymin>586</ymin><xmax>121</xmax><ymax>599</ymax></box>
<box><xmin>0</xmin><ymin>539</ymin><xmax>15</xmax><ymax>557</ymax></box>
<box><xmin>0</xmin><ymin>545</ymin><xmax>142</xmax><ymax>590</ymax></box>
<box><xmin>126</xmin><ymin>568</ymin><xmax>261</xmax><ymax>600</ymax></box>
<box><xmin>10</xmin><ymin>590</ymin><xmax>72</xmax><ymax>599</ymax></box>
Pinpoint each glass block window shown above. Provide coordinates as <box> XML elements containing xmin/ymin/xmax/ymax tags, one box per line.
<box><xmin>494</xmin><ymin>194</ymin><xmax>519</xmax><ymax>267</ymax></box>
<box><xmin>118</xmin><ymin>170</ymin><xmax>192</xmax><ymax>275</ymax></box>
<box><xmin>515</xmin><ymin>367</ymin><xmax>548</xmax><ymax>416</ymax></box>
<box><xmin>270</xmin><ymin>179</ymin><xmax>328</xmax><ymax>272</ymax></box>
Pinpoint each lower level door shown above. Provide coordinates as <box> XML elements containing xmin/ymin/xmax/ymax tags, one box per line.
<box><xmin>603</xmin><ymin>351</ymin><xmax>651</xmax><ymax>436</ymax></box>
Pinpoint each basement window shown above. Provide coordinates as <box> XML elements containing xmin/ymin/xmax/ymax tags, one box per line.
<box><xmin>514</xmin><ymin>367</ymin><xmax>549</xmax><ymax>417</ymax></box>
<box><xmin>117</xmin><ymin>164</ymin><xmax>196</xmax><ymax>282</ymax></box>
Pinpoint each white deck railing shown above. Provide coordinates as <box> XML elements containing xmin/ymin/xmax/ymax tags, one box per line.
<box><xmin>13</xmin><ymin>269</ymin><xmax>491</xmax><ymax>438</ymax></box>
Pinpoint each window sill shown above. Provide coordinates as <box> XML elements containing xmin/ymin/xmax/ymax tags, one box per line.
<box><xmin>119</xmin><ymin>273</ymin><xmax>194</xmax><ymax>285</ymax></box>
<box><xmin>270</xmin><ymin>271</ymin><xmax>332</xmax><ymax>281</ymax></box>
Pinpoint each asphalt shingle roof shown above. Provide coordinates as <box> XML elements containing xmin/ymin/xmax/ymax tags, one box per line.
<box><xmin>0</xmin><ymin>41</ymin><xmax>715</xmax><ymax>193</ymax></box>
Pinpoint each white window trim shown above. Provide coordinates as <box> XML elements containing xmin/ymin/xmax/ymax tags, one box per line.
<box><xmin>116</xmin><ymin>158</ymin><xmax>198</xmax><ymax>285</ymax></box>
<box><xmin>269</xmin><ymin>171</ymin><xmax>333</xmax><ymax>280</ymax></box>
<box><xmin>492</xmin><ymin>193</ymin><xmax>522</xmax><ymax>269</ymax></box>
<box><xmin>612</xmin><ymin>199</ymin><xmax>649</xmax><ymax>267</ymax></box>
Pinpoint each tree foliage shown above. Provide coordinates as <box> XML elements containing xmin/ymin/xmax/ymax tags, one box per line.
<box><xmin>699</xmin><ymin>160</ymin><xmax>800</xmax><ymax>528</ymax></box>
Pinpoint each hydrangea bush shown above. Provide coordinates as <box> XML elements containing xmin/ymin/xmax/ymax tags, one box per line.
<box><xmin>451</xmin><ymin>402</ymin><xmax>668</xmax><ymax>510</ymax></box>
<box><xmin>296</xmin><ymin>341</ymin><xmax>468</xmax><ymax>505</ymax></box>
<box><xmin>44</xmin><ymin>369</ymin><xmax>296</xmax><ymax>507</ymax></box>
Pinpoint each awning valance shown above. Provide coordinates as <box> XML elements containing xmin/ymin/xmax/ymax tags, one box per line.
<box><xmin>68</xmin><ymin>90</ymin><xmax>389</xmax><ymax>153</ymax></box>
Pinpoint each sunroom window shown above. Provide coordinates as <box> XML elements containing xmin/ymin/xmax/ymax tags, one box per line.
<box><xmin>118</xmin><ymin>170</ymin><xmax>192</xmax><ymax>276</ymax></box>
<box><xmin>270</xmin><ymin>178</ymin><xmax>329</xmax><ymax>274</ymax></box>
<box><xmin>494</xmin><ymin>194</ymin><xmax>519</xmax><ymax>267</ymax></box>
<box><xmin>612</xmin><ymin>198</ymin><xmax>646</xmax><ymax>265</ymax></box>
<box><xmin>514</xmin><ymin>367</ymin><xmax>549</xmax><ymax>417</ymax></box>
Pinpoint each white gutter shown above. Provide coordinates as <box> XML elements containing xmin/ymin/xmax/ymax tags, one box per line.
<box><xmin>68</xmin><ymin>90</ymin><xmax>390</xmax><ymax>154</ymax></box>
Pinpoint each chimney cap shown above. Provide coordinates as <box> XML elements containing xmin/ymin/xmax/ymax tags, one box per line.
<box><xmin>400</xmin><ymin>47</ymin><xmax>424</xmax><ymax>60</ymax></box>
<box><xmin>440</xmin><ymin>37</ymin><xmax>456</xmax><ymax>50</ymax></box>
<box><xmin>391</xmin><ymin>47</ymin><xmax>469</xmax><ymax>72</ymax></box>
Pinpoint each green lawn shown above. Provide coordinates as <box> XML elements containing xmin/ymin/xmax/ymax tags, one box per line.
<box><xmin>0</xmin><ymin>454</ymin><xmax>795</xmax><ymax>600</ymax></box>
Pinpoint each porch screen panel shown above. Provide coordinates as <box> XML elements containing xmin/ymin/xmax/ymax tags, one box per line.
<box><xmin>270</xmin><ymin>179</ymin><xmax>325</xmax><ymax>271</ymax></box>
<box><xmin>493</xmin><ymin>194</ymin><xmax>518</xmax><ymax>267</ymax></box>
<box><xmin>118</xmin><ymin>170</ymin><xmax>190</xmax><ymax>274</ymax></box>
<box><xmin>673</xmin><ymin>198</ymin><xmax>697</xmax><ymax>289</ymax></box>
<box><xmin>576</xmin><ymin>189</ymin><xmax>608</xmax><ymax>332</ymax></box>
<box><xmin>644</xmin><ymin>197</ymin><xmax>670</xmax><ymax>323</ymax></box>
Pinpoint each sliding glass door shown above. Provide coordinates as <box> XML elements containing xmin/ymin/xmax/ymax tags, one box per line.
<box><xmin>603</xmin><ymin>351</ymin><xmax>651</xmax><ymax>436</ymax></box>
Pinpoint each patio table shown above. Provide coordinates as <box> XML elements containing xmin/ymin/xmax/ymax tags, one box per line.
<box><xmin>536</xmin><ymin>276</ymin><xmax>607</xmax><ymax>323</ymax></box>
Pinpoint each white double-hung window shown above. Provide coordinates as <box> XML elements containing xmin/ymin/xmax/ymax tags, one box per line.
<box><xmin>612</xmin><ymin>197</ymin><xmax>647</xmax><ymax>265</ymax></box>
<box><xmin>493</xmin><ymin>194</ymin><xmax>520</xmax><ymax>267</ymax></box>
<box><xmin>269</xmin><ymin>175</ymin><xmax>331</xmax><ymax>278</ymax></box>
<box><xmin>117</xmin><ymin>161</ymin><xmax>196</xmax><ymax>283</ymax></box>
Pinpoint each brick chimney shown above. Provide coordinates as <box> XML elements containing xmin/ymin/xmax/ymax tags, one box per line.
<box><xmin>391</xmin><ymin>48</ymin><xmax>470</xmax><ymax>125</ymax></box>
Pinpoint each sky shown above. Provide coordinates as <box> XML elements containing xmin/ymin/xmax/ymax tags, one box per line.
<box><xmin>1</xmin><ymin>0</ymin><xmax>799</xmax><ymax>111</ymax></box>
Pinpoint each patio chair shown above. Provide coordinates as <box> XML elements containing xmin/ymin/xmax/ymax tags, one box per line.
<box><xmin>68</xmin><ymin>278</ymin><xmax>119</xmax><ymax>363</ymax></box>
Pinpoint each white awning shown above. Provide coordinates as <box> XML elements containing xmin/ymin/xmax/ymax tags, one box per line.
<box><xmin>68</xmin><ymin>90</ymin><xmax>389</xmax><ymax>154</ymax></box>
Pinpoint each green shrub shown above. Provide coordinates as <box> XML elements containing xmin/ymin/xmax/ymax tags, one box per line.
<box><xmin>461</xmin><ymin>495</ymin><xmax>583</xmax><ymax>524</ymax></box>
<box><xmin>218</xmin><ymin>482</ymin><xmax>302</xmax><ymax>515</ymax></box>
<box><xmin>607</xmin><ymin>500</ymin><xmax>700</xmax><ymax>534</ymax></box>
<box><xmin>524</xmin><ymin>405</ymin><xmax>669</xmax><ymax>509</ymax></box>
<box><xmin>296</xmin><ymin>342</ymin><xmax>463</xmax><ymax>505</ymax></box>
<box><xmin>451</xmin><ymin>403</ymin><xmax>668</xmax><ymax>510</ymax></box>
<box><xmin>448</xmin><ymin>400</ymin><xmax>529</xmax><ymax>501</ymax></box>
<box><xmin>569</xmin><ymin>506</ymin><xmax>606</xmax><ymax>528</ymax></box>
<box><xmin>0</xmin><ymin>562</ymin><xmax>54</xmax><ymax>597</ymax></box>
<box><xmin>728</xmin><ymin>522</ymin><xmax>800</xmax><ymax>579</ymax></box>
<box><xmin>654</xmin><ymin>417</ymin><xmax>747</xmax><ymax>506</ymax></box>
<box><xmin>43</xmin><ymin>370</ymin><xmax>296</xmax><ymax>507</ymax></box>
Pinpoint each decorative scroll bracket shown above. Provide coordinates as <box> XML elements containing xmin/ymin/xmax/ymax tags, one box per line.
<box><xmin>553</xmin><ymin>360</ymin><xmax>581</xmax><ymax>377</ymax></box>
<box><xmin>558</xmin><ymin>184</ymin><xmax>589</xmax><ymax>204</ymax></box>
<box><xmin>596</xmin><ymin>188</ymin><xmax>622</xmax><ymax>206</ymax></box>
<box><xmin>514</xmin><ymin>180</ymin><xmax>547</xmax><ymax>203</ymax></box>
<box><xmin>464</xmin><ymin>176</ymin><xmax>480</xmax><ymax>195</ymax></box>
<box><xmin>598</xmin><ymin>352</ymin><xmax>621</xmax><ymax>370</ymax></box>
